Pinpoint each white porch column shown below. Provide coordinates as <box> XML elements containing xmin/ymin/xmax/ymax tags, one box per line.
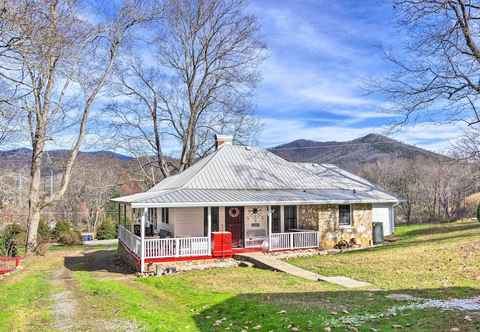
<box><xmin>280</xmin><ymin>205</ymin><xmax>285</xmax><ymax>232</ymax></box>
<box><xmin>140</xmin><ymin>208</ymin><xmax>147</xmax><ymax>273</ymax></box>
<box><xmin>207</xmin><ymin>207</ymin><xmax>212</xmax><ymax>254</ymax></box>
<box><xmin>268</xmin><ymin>205</ymin><xmax>272</xmax><ymax>250</ymax></box>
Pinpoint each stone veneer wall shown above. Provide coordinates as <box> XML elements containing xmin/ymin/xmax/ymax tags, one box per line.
<box><xmin>299</xmin><ymin>204</ymin><xmax>373</xmax><ymax>249</ymax></box>
<box><xmin>298</xmin><ymin>205</ymin><xmax>319</xmax><ymax>230</ymax></box>
<box><xmin>244</xmin><ymin>206</ymin><xmax>268</xmax><ymax>241</ymax></box>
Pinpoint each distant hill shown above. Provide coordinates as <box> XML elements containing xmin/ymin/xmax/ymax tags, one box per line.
<box><xmin>0</xmin><ymin>148</ymin><xmax>132</xmax><ymax>170</ymax></box>
<box><xmin>1</xmin><ymin>134</ymin><xmax>450</xmax><ymax>173</ymax></box>
<box><xmin>270</xmin><ymin>133</ymin><xmax>450</xmax><ymax>172</ymax></box>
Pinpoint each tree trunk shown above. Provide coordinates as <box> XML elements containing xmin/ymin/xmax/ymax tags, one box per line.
<box><xmin>26</xmin><ymin>156</ymin><xmax>43</xmax><ymax>254</ymax></box>
<box><xmin>406</xmin><ymin>202</ymin><xmax>412</xmax><ymax>225</ymax></box>
<box><xmin>151</xmin><ymin>103</ymin><xmax>170</xmax><ymax>178</ymax></box>
<box><xmin>179</xmin><ymin>123</ymin><xmax>195</xmax><ymax>171</ymax></box>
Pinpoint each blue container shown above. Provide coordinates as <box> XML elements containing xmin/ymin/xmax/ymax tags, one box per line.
<box><xmin>81</xmin><ymin>233</ymin><xmax>94</xmax><ymax>242</ymax></box>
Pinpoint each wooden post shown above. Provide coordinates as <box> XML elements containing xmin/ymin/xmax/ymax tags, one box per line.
<box><xmin>175</xmin><ymin>238</ymin><xmax>180</xmax><ymax>257</ymax></box>
<box><xmin>140</xmin><ymin>208</ymin><xmax>147</xmax><ymax>273</ymax></box>
<box><xmin>207</xmin><ymin>207</ymin><xmax>212</xmax><ymax>255</ymax></box>
<box><xmin>268</xmin><ymin>205</ymin><xmax>272</xmax><ymax>251</ymax></box>
<box><xmin>280</xmin><ymin>205</ymin><xmax>285</xmax><ymax>232</ymax></box>
<box><xmin>118</xmin><ymin>203</ymin><xmax>121</xmax><ymax>226</ymax></box>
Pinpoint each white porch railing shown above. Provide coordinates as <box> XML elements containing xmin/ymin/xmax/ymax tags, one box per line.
<box><xmin>269</xmin><ymin>231</ymin><xmax>319</xmax><ymax>251</ymax></box>
<box><xmin>118</xmin><ymin>224</ymin><xmax>142</xmax><ymax>257</ymax></box>
<box><xmin>119</xmin><ymin>224</ymin><xmax>210</xmax><ymax>259</ymax></box>
<box><xmin>144</xmin><ymin>237</ymin><xmax>210</xmax><ymax>259</ymax></box>
<box><xmin>245</xmin><ymin>238</ymin><xmax>267</xmax><ymax>248</ymax></box>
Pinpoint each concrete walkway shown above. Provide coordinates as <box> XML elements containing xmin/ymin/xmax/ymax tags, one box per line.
<box><xmin>235</xmin><ymin>252</ymin><xmax>374</xmax><ymax>289</ymax></box>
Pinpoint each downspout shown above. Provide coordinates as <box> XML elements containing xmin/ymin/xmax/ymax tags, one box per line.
<box><xmin>268</xmin><ymin>206</ymin><xmax>272</xmax><ymax>251</ymax></box>
<box><xmin>392</xmin><ymin>202</ymin><xmax>400</xmax><ymax>234</ymax></box>
<box><xmin>140</xmin><ymin>208</ymin><xmax>147</xmax><ymax>273</ymax></box>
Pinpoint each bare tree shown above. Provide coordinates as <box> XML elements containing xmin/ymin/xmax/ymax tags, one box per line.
<box><xmin>0</xmin><ymin>105</ymin><xmax>16</xmax><ymax>147</ymax></box>
<box><xmin>361</xmin><ymin>155</ymin><xmax>478</xmax><ymax>223</ymax></box>
<box><xmin>109</xmin><ymin>0</ymin><xmax>264</xmax><ymax>183</ymax></box>
<box><xmin>60</xmin><ymin>157</ymin><xmax>126</xmax><ymax>235</ymax></box>
<box><xmin>108</xmin><ymin>58</ymin><xmax>173</xmax><ymax>182</ymax></box>
<box><xmin>376</xmin><ymin>1</ymin><xmax>480</xmax><ymax>127</ymax></box>
<box><xmin>451</xmin><ymin>127</ymin><xmax>480</xmax><ymax>160</ymax></box>
<box><xmin>0</xmin><ymin>0</ymin><xmax>149</xmax><ymax>253</ymax></box>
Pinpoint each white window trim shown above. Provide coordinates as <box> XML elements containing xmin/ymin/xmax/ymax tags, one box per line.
<box><xmin>161</xmin><ymin>207</ymin><xmax>170</xmax><ymax>224</ymax></box>
<box><xmin>338</xmin><ymin>204</ymin><xmax>353</xmax><ymax>229</ymax></box>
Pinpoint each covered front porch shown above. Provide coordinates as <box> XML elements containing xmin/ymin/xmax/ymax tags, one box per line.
<box><xmin>116</xmin><ymin>204</ymin><xmax>319</xmax><ymax>272</ymax></box>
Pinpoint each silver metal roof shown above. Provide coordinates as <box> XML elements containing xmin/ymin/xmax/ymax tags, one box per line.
<box><xmin>113</xmin><ymin>144</ymin><xmax>401</xmax><ymax>207</ymax></box>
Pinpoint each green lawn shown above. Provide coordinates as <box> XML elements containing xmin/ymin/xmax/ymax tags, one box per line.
<box><xmin>0</xmin><ymin>255</ymin><xmax>57</xmax><ymax>332</ymax></box>
<box><xmin>290</xmin><ymin>220</ymin><xmax>480</xmax><ymax>298</ymax></box>
<box><xmin>2</xmin><ymin>221</ymin><xmax>480</xmax><ymax>331</ymax></box>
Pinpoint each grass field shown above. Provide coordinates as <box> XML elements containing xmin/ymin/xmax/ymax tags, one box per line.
<box><xmin>290</xmin><ymin>221</ymin><xmax>480</xmax><ymax>297</ymax></box>
<box><xmin>1</xmin><ymin>221</ymin><xmax>480</xmax><ymax>331</ymax></box>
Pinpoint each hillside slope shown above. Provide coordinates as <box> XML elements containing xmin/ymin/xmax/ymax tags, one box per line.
<box><xmin>0</xmin><ymin>148</ymin><xmax>132</xmax><ymax>170</ymax></box>
<box><xmin>270</xmin><ymin>133</ymin><xmax>449</xmax><ymax>171</ymax></box>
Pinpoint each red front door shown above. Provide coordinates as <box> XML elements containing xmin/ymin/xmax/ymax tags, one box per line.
<box><xmin>225</xmin><ymin>207</ymin><xmax>244</xmax><ymax>248</ymax></box>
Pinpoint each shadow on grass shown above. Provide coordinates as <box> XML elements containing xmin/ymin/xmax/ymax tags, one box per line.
<box><xmin>314</xmin><ymin>232</ymin><xmax>480</xmax><ymax>260</ymax></box>
<box><xmin>400</xmin><ymin>222</ymin><xmax>480</xmax><ymax>238</ymax></box>
<box><xmin>192</xmin><ymin>287</ymin><xmax>480</xmax><ymax>332</ymax></box>
<box><xmin>328</xmin><ymin>223</ymin><xmax>480</xmax><ymax>257</ymax></box>
<box><xmin>64</xmin><ymin>249</ymin><xmax>135</xmax><ymax>275</ymax></box>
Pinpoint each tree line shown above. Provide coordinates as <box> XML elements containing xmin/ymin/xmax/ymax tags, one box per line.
<box><xmin>2</xmin><ymin>0</ymin><xmax>480</xmax><ymax>253</ymax></box>
<box><xmin>0</xmin><ymin>0</ymin><xmax>265</xmax><ymax>253</ymax></box>
<box><xmin>360</xmin><ymin>156</ymin><xmax>480</xmax><ymax>224</ymax></box>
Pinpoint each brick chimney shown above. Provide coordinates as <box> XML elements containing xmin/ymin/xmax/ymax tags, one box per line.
<box><xmin>215</xmin><ymin>135</ymin><xmax>233</xmax><ymax>150</ymax></box>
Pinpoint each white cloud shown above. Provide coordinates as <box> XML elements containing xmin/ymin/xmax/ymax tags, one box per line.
<box><xmin>259</xmin><ymin>117</ymin><xmax>465</xmax><ymax>153</ymax></box>
<box><xmin>262</xmin><ymin>7</ymin><xmax>358</xmax><ymax>60</ymax></box>
<box><xmin>257</xmin><ymin>56</ymin><xmax>388</xmax><ymax>117</ymax></box>
<box><xmin>259</xmin><ymin>117</ymin><xmax>381</xmax><ymax>147</ymax></box>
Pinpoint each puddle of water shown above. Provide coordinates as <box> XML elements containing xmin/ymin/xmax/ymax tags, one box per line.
<box><xmin>327</xmin><ymin>294</ymin><xmax>480</xmax><ymax>328</ymax></box>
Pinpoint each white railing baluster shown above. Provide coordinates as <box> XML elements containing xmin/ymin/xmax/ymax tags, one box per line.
<box><xmin>269</xmin><ymin>231</ymin><xmax>320</xmax><ymax>251</ymax></box>
<box><xmin>118</xmin><ymin>224</ymin><xmax>142</xmax><ymax>258</ymax></box>
<box><xmin>128</xmin><ymin>236</ymin><xmax>210</xmax><ymax>259</ymax></box>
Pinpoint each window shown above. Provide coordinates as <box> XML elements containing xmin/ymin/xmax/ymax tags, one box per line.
<box><xmin>284</xmin><ymin>206</ymin><xmax>297</xmax><ymax>231</ymax></box>
<box><xmin>271</xmin><ymin>206</ymin><xmax>281</xmax><ymax>233</ymax></box>
<box><xmin>204</xmin><ymin>207</ymin><xmax>220</xmax><ymax>236</ymax></box>
<box><xmin>148</xmin><ymin>208</ymin><xmax>158</xmax><ymax>228</ymax></box>
<box><xmin>339</xmin><ymin>205</ymin><xmax>352</xmax><ymax>226</ymax></box>
<box><xmin>162</xmin><ymin>208</ymin><xmax>169</xmax><ymax>224</ymax></box>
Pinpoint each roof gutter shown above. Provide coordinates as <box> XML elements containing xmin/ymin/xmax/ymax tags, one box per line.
<box><xmin>129</xmin><ymin>199</ymin><xmax>401</xmax><ymax>208</ymax></box>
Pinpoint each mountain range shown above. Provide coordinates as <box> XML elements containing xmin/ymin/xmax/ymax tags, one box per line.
<box><xmin>269</xmin><ymin>133</ymin><xmax>449</xmax><ymax>171</ymax></box>
<box><xmin>0</xmin><ymin>148</ymin><xmax>132</xmax><ymax>170</ymax></box>
<box><xmin>0</xmin><ymin>134</ymin><xmax>449</xmax><ymax>172</ymax></box>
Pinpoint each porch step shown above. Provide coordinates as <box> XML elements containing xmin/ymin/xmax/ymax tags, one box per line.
<box><xmin>234</xmin><ymin>252</ymin><xmax>374</xmax><ymax>289</ymax></box>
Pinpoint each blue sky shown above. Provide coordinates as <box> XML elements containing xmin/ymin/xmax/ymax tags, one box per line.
<box><xmin>250</xmin><ymin>0</ymin><xmax>463</xmax><ymax>152</ymax></box>
<box><xmin>10</xmin><ymin>0</ymin><xmax>463</xmax><ymax>154</ymax></box>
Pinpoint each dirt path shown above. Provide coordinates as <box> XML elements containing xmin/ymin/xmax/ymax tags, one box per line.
<box><xmin>51</xmin><ymin>266</ymin><xmax>78</xmax><ymax>331</ymax></box>
<box><xmin>48</xmin><ymin>249</ymin><xmax>140</xmax><ymax>332</ymax></box>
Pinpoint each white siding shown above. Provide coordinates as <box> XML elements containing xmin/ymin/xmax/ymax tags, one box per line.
<box><xmin>219</xmin><ymin>207</ymin><xmax>226</xmax><ymax>231</ymax></box>
<box><xmin>172</xmin><ymin>207</ymin><xmax>204</xmax><ymax>237</ymax></box>
<box><xmin>372</xmin><ymin>203</ymin><xmax>394</xmax><ymax>236</ymax></box>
